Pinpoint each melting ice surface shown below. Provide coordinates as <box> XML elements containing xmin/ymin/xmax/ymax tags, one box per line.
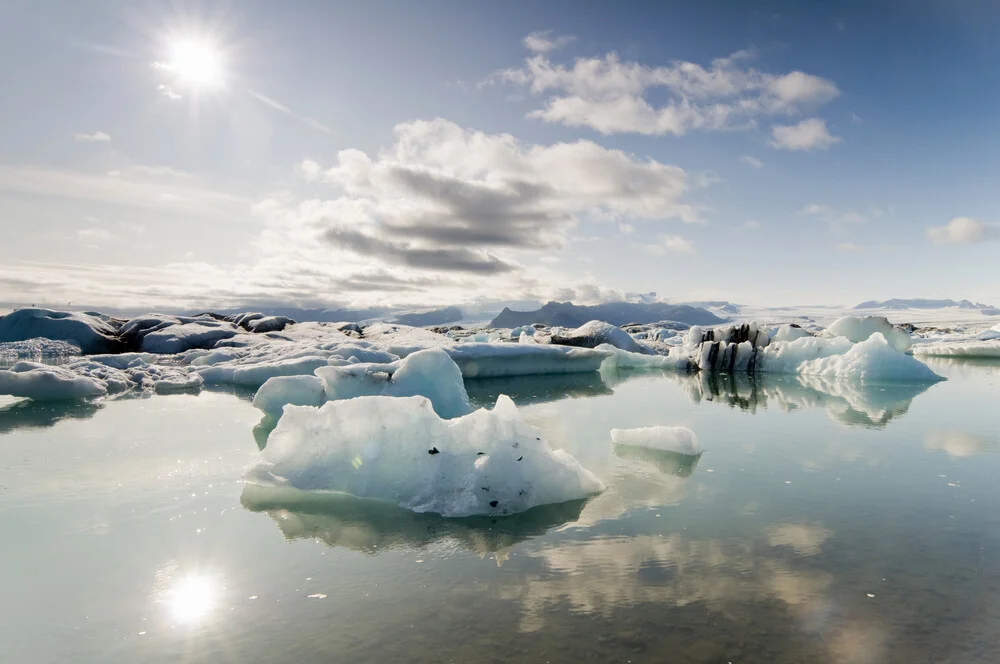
<box><xmin>2</xmin><ymin>352</ymin><xmax>1000</xmax><ymax>663</ymax></box>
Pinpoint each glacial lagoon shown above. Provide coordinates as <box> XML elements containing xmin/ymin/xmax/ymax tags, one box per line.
<box><xmin>2</xmin><ymin>357</ymin><xmax>999</xmax><ymax>664</ymax></box>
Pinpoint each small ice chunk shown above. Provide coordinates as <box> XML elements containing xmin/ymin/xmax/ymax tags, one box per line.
<box><xmin>610</xmin><ymin>426</ymin><xmax>702</xmax><ymax>456</ymax></box>
<box><xmin>245</xmin><ymin>394</ymin><xmax>605</xmax><ymax>517</ymax></box>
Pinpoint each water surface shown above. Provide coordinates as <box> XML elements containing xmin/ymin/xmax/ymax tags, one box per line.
<box><xmin>2</xmin><ymin>359</ymin><xmax>1000</xmax><ymax>663</ymax></box>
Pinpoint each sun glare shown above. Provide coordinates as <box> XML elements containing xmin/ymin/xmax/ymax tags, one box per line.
<box><xmin>161</xmin><ymin>38</ymin><xmax>225</xmax><ymax>90</ymax></box>
<box><xmin>168</xmin><ymin>573</ymin><xmax>217</xmax><ymax>624</ymax></box>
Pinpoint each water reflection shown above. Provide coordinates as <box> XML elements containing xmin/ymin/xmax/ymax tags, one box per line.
<box><xmin>0</xmin><ymin>397</ymin><xmax>103</xmax><ymax>434</ymax></box>
<box><xmin>503</xmin><ymin>526</ymin><xmax>836</xmax><ymax>635</ymax></box>
<box><xmin>924</xmin><ymin>430</ymin><xmax>995</xmax><ymax>458</ymax></box>
<box><xmin>612</xmin><ymin>444</ymin><xmax>702</xmax><ymax>477</ymax></box>
<box><xmin>150</xmin><ymin>561</ymin><xmax>221</xmax><ymax>628</ymax></box>
<box><xmin>671</xmin><ymin>371</ymin><xmax>936</xmax><ymax>428</ymax></box>
<box><xmin>465</xmin><ymin>371</ymin><xmax>612</xmax><ymax>409</ymax></box>
<box><xmin>241</xmin><ymin>483</ymin><xmax>587</xmax><ymax>557</ymax></box>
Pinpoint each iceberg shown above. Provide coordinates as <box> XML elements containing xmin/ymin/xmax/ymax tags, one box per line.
<box><xmin>312</xmin><ymin>348</ymin><xmax>471</xmax><ymax>419</ymax></box>
<box><xmin>597</xmin><ymin>344</ymin><xmax>694</xmax><ymax>371</ymax></box>
<box><xmin>0</xmin><ymin>361</ymin><xmax>107</xmax><ymax>401</ymax></box>
<box><xmin>549</xmin><ymin>320</ymin><xmax>654</xmax><ymax>355</ymax></box>
<box><xmin>796</xmin><ymin>333</ymin><xmax>941</xmax><ymax>382</ymax></box>
<box><xmin>0</xmin><ymin>308</ymin><xmax>123</xmax><ymax>354</ymax></box>
<box><xmin>826</xmin><ymin>315</ymin><xmax>912</xmax><ymax>352</ymax></box>
<box><xmin>245</xmin><ymin>394</ymin><xmax>605</xmax><ymax>517</ymax></box>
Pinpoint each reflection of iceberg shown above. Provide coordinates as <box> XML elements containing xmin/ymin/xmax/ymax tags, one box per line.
<box><xmin>672</xmin><ymin>371</ymin><xmax>935</xmax><ymax>428</ymax></box>
<box><xmin>0</xmin><ymin>397</ymin><xmax>103</xmax><ymax>434</ymax></box>
<box><xmin>612</xmin><ymin>444</ymin><xmax>702</xmax><ymax>477</ymax></box>
<box><xmin>465</xmin><ymin>371</ymin><xmax>612</xmax><ymax>409</ymax></box>
<box><xmin>240</xmin><ymin>483</ymin><xmax>585</xmax><ymax>555</ymax></box>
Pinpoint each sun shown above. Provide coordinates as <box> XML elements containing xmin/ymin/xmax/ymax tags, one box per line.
<box><xmin>159</xmin><ymin>38</ymin><xmax>225</xmax><ymax>90</ymax></box>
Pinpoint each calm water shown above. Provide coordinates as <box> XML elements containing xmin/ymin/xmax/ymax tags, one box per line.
<box><xmin>2</xmin><ymin>359</ymin><xmax>1000</xmax><ymax>664</ymax></box>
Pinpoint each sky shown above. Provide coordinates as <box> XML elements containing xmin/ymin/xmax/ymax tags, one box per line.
<box><xmin>1</xmin><ymin>0</ymin><xmax>999</xmax><ymax>313</ymax></box>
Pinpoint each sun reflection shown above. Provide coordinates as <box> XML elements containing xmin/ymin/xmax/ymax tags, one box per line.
<box><xmin>167</xmin><ymin>573</ymin><xmax>218</xmax><ymax>624</ymax></box>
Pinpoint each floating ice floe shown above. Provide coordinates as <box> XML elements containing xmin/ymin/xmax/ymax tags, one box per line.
<box><xmin>610</xmin><ymin>426</ymin><xmax>702</xmax><ymax>456</ymax></box>
<box><xmin>910</xmin><ymin>323</ymin><xmax>1000</xmax><ymax>358</ymax></box>
<box><xmin>443</xmin><ymin>343</ymin><xmax>611</xmax><ymax>378</ymax></box>
<box><xmin>245</xmin><ymin>394</ymin><xmax>605</xmax><ymax>517</ymax></box>
<box><xmin>596</xmin><ymin>344</ymin><xmax>693</xmax><ymax>371</ymax></box>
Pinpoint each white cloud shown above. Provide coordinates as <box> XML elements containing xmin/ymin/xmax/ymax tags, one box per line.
<box><xmin>297</xmin><ymin>119</ymin><xmax>700</xmax><ymax>264</ymax></box>
<box><xmin>770</xmin><ymin>118</ymin><xmax>840</xmax><ymax>151</ymax></box>
<box><xmin>740</xmin><ymin>155</ymin><xmax>763</xmax><ymax>169</ymax></box>
<box><xmin>298</xmin><ymin>159</ymin><xmax>322</xmax><ymax>182</ymax></box>
<box><xmin>73</xmin><ymin>131</ymin><xmax>110</xmax><ymax>142</ymax></box>
<box><xmin>800</xmin><ymin>203</ymin><xmax>831</xmax><ymax>215</ymax></box>
<box><xmin>0</xmin><ymin>165</ymin><xmax>249</xmax><ymax>220</ymax></box>
<box><xmin>491</xmin><ymin>45</ymin><xmax>839</xmax><ymax>136</ymax></box>
<box><xmin>744</xmin><ymin>220</ymin><xmax>760</xmax><ymax>229</ymax></box>
<box><xmin>926</xmin><ymin>217</ymin><xmax>1000</xmax><ymax>245</ymax></box>
<box><xmin>800</xmin><ymin>204</ymin><xmax>885</xmax><ymax>233</ymax></box>
<box><xmin>522</xmin><ymin>30</ymin><xmax>575</xmax><ymax>54</ymax></box>
<box><xmin>76</xmin><ymin>227</ymin><xmax>113</xmax><ymax>247</ymax></box>
<box><xmin>157</xmin><ymin>83</ymin><xmax>181</xmax><ymax>100</ymax></box>
<box><xmin>0</xmin><ymin>119</ymin><xmax>708</xmax><ymax>310</ymax></box>
<box><xmin>651</xmin><ymin>234</ymin><xmax>695</xmax><ymax>254</ymax></box>
<box><xmin>851</xmin><ymin>112</ymin><xmax>863</xmax><ymax>124</ymax></box>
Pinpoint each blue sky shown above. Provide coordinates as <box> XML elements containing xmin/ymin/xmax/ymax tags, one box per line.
<box><xmin>1</xmin><ymin>0</ymin><xmax>998</xmax><ymax>311</ymax></box>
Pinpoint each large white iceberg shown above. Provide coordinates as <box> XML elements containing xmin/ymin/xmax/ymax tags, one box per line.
<box><xmin>0</xmin><ymin>309</ymin><xmax>122</xmax><ymax>354</ymax></box>
<box><xmin>245</xmin><ymin>394</ymin><xmax>605</xmax><ymax>517</ymax></box>
<box><xmin>796</xmin><ymin>333</ymin><xmax>941</xmax><ymax>382</ymax></box>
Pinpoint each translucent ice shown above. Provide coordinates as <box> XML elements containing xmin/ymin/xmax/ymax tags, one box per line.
<box><xmin>245</xmin><ymin>394</ymin><xmax>605</xmax><ymax>517</ymax></box>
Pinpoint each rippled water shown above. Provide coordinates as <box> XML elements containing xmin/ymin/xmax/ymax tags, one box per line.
<box><xmin>2</xmin><ymin>359</ymin><xmax>1000</xmax><ymax>663</ymax></box>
